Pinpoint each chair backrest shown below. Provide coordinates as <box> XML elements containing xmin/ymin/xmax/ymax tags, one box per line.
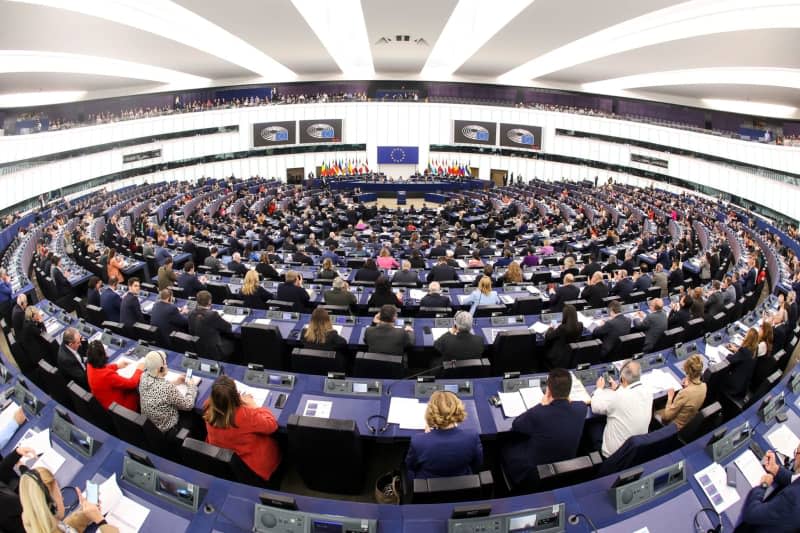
<box><xmin>241</xmin><ymin>324</ymin><xmax>286</xmax><ymax>369</ymax></box>
<box><xmin>101</xmin><ymin>320</ymin><xmax>126</xmax><ymax>337</ymax></box>
<box><xmin>412</xmin><ymin>471</ymin><xmax>493</xmax><ymax>504</ymax></box>
<box><xmin>472</xmin><ymin>305</ymin><xmax>507</xmax><ymax>317</ymax></box>
<box><xmin>684</xmin><ymin>318</ymin><xmax>705</xmax><ymax>341</ymax></box>
<box><xmin>656</xmin><ymin>327</ymin><xmax>685</xmax><ymax>351</ymax></box>
<box><xmin>169</xmin><ymin>331</ymin><xmax>200</xmax><ymax>354</ymax></box>
<box><xmin>536</xmin><ymin>452</ymin><xmax>603</xmax><ymax>491</ymax></box>
<box><xmin>626</xmin><ymin>291</ymin><xmax>647</xmax><ymax>303</ymax></box>
<box><xmin>266</xmin><ymin>300</ymin><xmax>296</xmax><ymax>312</ymax></box>
<box><xmin>439</xmin><ymin>358</ymin><xmax>491</xmax><ymax>379</ymax></box>
<box><xmin>492</xmin><ymin>330</ymin><xmax>536</xmax><ymax>374</ymax></box>
<box><xmin>513</xmin><ymin>296</ymin><xmax>544</xmax><ymax>315</ymax></box>
<box><xmin>66</xmin><ymin>381</ymin><xmax>115</xmax><ymax>435</ymax></box>
<box><xmin>704</xmin><ymin>312</ymin><xmax>727</xmax><ymax>334</ymax></box>
<box><xmin>677</xmin><ymin>402</ymin><xmax>723</xmax><ymax>444</ymax></box>
<box><xmin>181</xmin><ymin>437</ymin><xmax>236</xmax><ymax>480</ymax></box>
<box><xmin>85</xmin><ymin>304</ymin><xmax>107</xmax><ymax>327</ymax></box>
<box><xmin>36</xmin><ymin>359</ymin><xmax>71</xmax><ymax>407</ymax></box>
<box><xmin>319</xmin><ymin>305</ymin><xmax>351</xmax><ymax>316</ymax></box>
<box><xmin>131</xmin><ymin>322</ymin><xmax>160</xmax><ymax>344</ymax></box>
<box><xmin>416</xmin><ymin>307</ymin><xmax>453</xmax><ymax>318</ymax></box>
<box><xmin>108</xmin><ymin>402</ymin><xmax>149</xmax><ymax>450</ymax></box>
<box><xmin>564</xmin><ymin>299</ymin><xmax>587</xmax><ymax>311</ymax></box>
<box><xmin>351</xmin><ymin>352</ymin><xmax>405</xmax><ymax>379</ymax></box>
<box><xmin>646</xmin><ymin>286</ymin><xmax>662</xmax><ymax>299</ymax></box>
<box><xmin>290</xmin><ymin>348</ymin><xmax>345</xmax><ymax>376</ymax></box>
<box><xmin>206</xmin><ymin>282</ymin><xmax>231</xmax><ymax>304</ymax></box>
<box><xmin>287</xmin><ymin>414</ymin><xmax>363</xmax><ymax>494</ymax></box>
<box><xmin>598</xmin><ymin>424</ymin><xmax>680</xmax><ymax>476</ymax></box>
<box><xmin>616</xmin><ymin>332</ymin><xmax>646</xmax><ymax>359</ymax></box>
<box><xmin>751</xmin><ymin>370</ymin><xmax>781</xmax><ymax>403</ymax></box>
<box><xmin>568</xmin><ymin>339</ymin><xmax>603</xmax><ymax>367</ymax></box>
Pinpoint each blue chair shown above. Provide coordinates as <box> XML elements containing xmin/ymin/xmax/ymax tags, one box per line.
<box><xmin>597</xmin><ymin>423</ymin><xmax>680</xmax><ymax>476</ymax></box>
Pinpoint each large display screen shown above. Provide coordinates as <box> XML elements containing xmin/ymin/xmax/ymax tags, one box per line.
<box><xmin>453</xmin><ymin>120</ymin><xmax>496</xmax><ymax>145</ymax></box>
<box><xmin>499</xmin><ymin>123</ymin><xmax>542</xmax><ymax>150</ymax></box>
<box><xmin>299</xmin><ymin>119</ymin><xmax>343</xmax><ymax>144</ymax></box>
<box><xmin>253</xmin><ymin>121</ymin><xmax>296</xmax><ymax>147</ymax></box>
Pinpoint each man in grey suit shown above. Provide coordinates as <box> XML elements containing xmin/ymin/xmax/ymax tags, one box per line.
<box><xmin>323</xmin><ymin>277</ymin><xmax>357</xmax><ymax>307</ymax></box>
<box><xmin>391</xmin><ymin>260</ymin><xmax>420</xmax><ymax>284</ymax></box>
<box><xmin>704</xmin><ymin>280</ymin><xmax>726</xmax><ymax>319</ymax></box>
<box><xmin>203</xmin><ymin>246</ymin><xmax>223</xmax><ymax>272</ymax></box>
<box><xmin>633</xmin><ymin>298</ymin><xmax>667</xmax><ymax>353</ymax></box>
<box><xmin>364</xmin><ymin>304</ymin><xmax>414</xmax><ymax>355</ymax></box>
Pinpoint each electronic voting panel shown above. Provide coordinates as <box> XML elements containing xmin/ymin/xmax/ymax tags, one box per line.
<box><xmin>448</xmin><ymin>504</ymin><xmax>565</xmax><ymax>533</ymax></box>
<box><xmin>253</xmin><ymin>505</ymin><xmax>377</xmax><ymax>533</ymax></box>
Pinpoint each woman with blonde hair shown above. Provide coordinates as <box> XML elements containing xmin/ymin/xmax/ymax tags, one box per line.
<box><xmin>240</xmin><ymin>270</ymin><xmax>272</xmax><ymax>309</ymax></box>
<box><xmin>376</xmin><ymin>247</ymin><xmax>399</xmax><ymax>270</ymax></box>
<box><xmin>20</xmin><ymin>466</ymin><xmax>118</xmax><ymax>532</ymax></box>
<box><xmin>301</xmin><ymin>307</ymin><xmax>347</xmax><ymax>351</ymax></box>
<box><xmin>656</xmin><ymin>354</ymin><xmax>707</xmax><ymax>430</ymax></box>
<box><xmin>757</xmin><ymin>320</ymin><xmax>774</xmax><ymax>357</ymax></box>
<box><xmin>499</xmin><ymin>262</ymin><xmax>523</xmax><ymax>285</ymax></box>
<box><xmin>405</xmin><ymin>390</ymin><xmax>483</xmax><ymax>479</ymax></box>
<box><xmin>464</xmin><ymin>276</ymin><xmax>501</xmax><ymax>308</ymax></box>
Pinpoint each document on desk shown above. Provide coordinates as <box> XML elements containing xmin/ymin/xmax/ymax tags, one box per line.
<box><xmin>694</xmin><ymin>462</ymin><xmax>740</xmax><ymax>513</ymax></box>
<box><xmin>115</xmin><ymin>357</ymin><xmax>142</xmax><ymax>379</ymax></box>
<box><xmin>704</xmin><ymin>344</ymin><xmax>731</xmax><ymax>365</ymax></box>
<box><xmin>165</xmin><ymin>371</ymin><xmax>200</xmax><ymax>397</ymax></box>
<box><xmin>525</xmin><ymin>286</ymin><xmax>541</xmax><ymax>295</ymax></box>
<box><xmin>428</xmin><ymin>328</ymin><xmax>449</xmax><ymax>342</ymax></box>
<box><xmin>409</xmin><ymin>289</ymin><xmax>427</xmax><ymax>300</ymax></box>
<box><xmin>640</xmin><ymin>368</ymin><xmax>683</xmax><ymax>394</ymax></box>
<box><xmin>0</xmin><ymin>401</ymin><xmax>19</xmax><ymax>427</ymax></box>
<box><xmin>253</xmin><ymin>318</ymin><xmax>272</xmax><ymax>326</ymax></box>
<box><xmin>234</xmin><ymin>379</ymin><xmax>270</xmax><ymax>407</ymax></box>
<box><xmin>219</xmin><ymin>312</ymin><xmax>246</xmax><ymax>324</ymax></box>
<box><xmin>100</xmin><ymin>473</ymin><xmax>149</xmax><ymax>533</ymax></box>
<box><xmin>498</xmin><ymin>387</ymin><xmax>543</xmax><ymax>418</ymax></box>
<box><xmin>528</xmin><ymin>321</ymin><xmax>550</xmax><ymax>335</ymax></box>
<box><xmin>499</xmin><ymin>294</ymin><xmax>515</xmax><ymax>305</ymax></box>
<box><xmin>766</xmin><ymin>424</ymin><xmax>800</xmax><ymax>458</ymax></box>
<box><xmin>387</xmin><ymin>397</ymin><xmax>428</xmax><ymax>430</ymax></box>
<box><xmin>18</xmin><ymin>428</ymin><xmax>67</xmax><ymax>474</ymax></box>
<box><xmin>141</xmin><ymin>300</ymin><xmax>154</xmax><ymax>313</ymax></box>
<box><xmin>44</xmin><ymin>319</ymin><xmax>61</xmax><ymax>336</ymax></box>
<box><xmin>569</xmin><ymin>374</ymin><xmax>592</xmax><ymax>403</ymax></box>
<box><xmin>302</xmin><ymin>399</ymin><xmax>332</xmax><ymax>419</ymax></box>
<box><xmin>734</xmin><ymin>449</ymin><xmax>765</xmax><ymax>488</ymax></box>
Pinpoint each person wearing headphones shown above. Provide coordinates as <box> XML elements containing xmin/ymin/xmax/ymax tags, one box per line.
<box><xmin>736</xmin><ymin>445</ymin><xmax>800</xmax><ymax>532</ymax></box>
<box><xmin>139</xmin><ymin>350</ymin><xmax>199</xmax><ymax>437</ymax></box>
<box><xmin>0</xmin><ymin>444</ymin><xmax>36</xmax><ymax>532</ymax></box>
<box><xmin>19</xmin><ymin>466</ymin><xmax>118</xmax><ymax>532</ymax></box>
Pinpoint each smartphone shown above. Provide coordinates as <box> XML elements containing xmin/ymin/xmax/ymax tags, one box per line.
<box><xmin>185</xmin><ymin>368</ymin><xmax>193</xmax><ymax>381</ymax></box>
<box><xmin>86</xmin><ymin>481</ymin><xmax>99</xmax><ymax>505</ymax></box>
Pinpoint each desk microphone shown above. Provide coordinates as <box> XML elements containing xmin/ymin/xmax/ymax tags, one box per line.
<box><xmin>385</xmin><ymin>360</ymin><xmax>456</xmax><ymax>396</ymax></box>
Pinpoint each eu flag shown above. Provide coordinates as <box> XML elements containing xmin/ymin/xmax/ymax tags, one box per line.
<box><xmin>377</xmin><ymin>146</ymin><xmax>419</xmax><ymax>164</ymax></box>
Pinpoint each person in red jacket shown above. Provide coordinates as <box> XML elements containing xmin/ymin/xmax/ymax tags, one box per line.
<box><xmin>85</xmin><ymin>340</ymin><xmax>144</xmax><ymax>412</ymax></box>
<box><xmin>203</xmin><ymin>376</ymin><xmax>281</xmax><ymax>482</ymax></box>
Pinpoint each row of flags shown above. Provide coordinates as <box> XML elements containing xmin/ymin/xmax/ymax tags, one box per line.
<box><xmin>320</xmin><ymin>159</ymin><xmax>370</xmax><ymax>176</ymax></box>
<box><xmin>426</xmin><ymin>160</ymin><xmax>472</xmax><ymax>176</ymax></box>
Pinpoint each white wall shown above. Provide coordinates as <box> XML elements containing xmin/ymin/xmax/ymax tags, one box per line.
<box><xmin>1</xmin><ymin>101</ymin><xmax>798</xmax><ymax>219</ymax></box>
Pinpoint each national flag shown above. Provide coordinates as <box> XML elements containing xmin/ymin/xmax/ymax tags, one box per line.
<box><xmin>364</xmin><ymin>159</ymin><xmax>370</xmax><ymax>173</ymax></box>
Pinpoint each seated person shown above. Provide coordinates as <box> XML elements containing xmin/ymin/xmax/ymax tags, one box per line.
<box><xmin>547</xmin><ymin>273</ymin><xmax>580</xmax><ymax>312</ymax></box>
<box><xmin>20</xmin><ymin>466</ymin><xmax>117</xmax><ymax>533</ymax></box>
<box><xmin>85</xmin><ymin>340</ymin><xmax>144</xmax><ymax>411</ymax></box>
<box><xmin>139</xmin><ymin>350</ymin><xmax>199</xmax><ymax>437</ymax></box>
<box><xmin>367</xmin><ymin>275</ymin><xmax>402</xmax><ymax>308</ymax></box>
<box><xmin>276</xmin><ymin>270</ymin><xmax>310</xmax><ymax>311</ymax></box>
<box><xmin>226</xmin><ymin>252</ymin><xmax>249</xmax><ymax>276</ymax></box>
<box><xmin>150</xmin><ymin>288</ymin><xmax>189</xmax><ymax>346</ymax></box>
<box><xmin>301</xmin><ymin>307</ymin><xmax>348</xmax><ymax>352</ymax></box>
<box><xmin>188</xmin><ymin>290</ymin><xmax>234</xmax><ymax>361</ymax></box>
<box><xmin>86</xmin><ymin>276</ymin><xmax>102</xmax><ymax>307</ymax></box>
<box><xmin>704</xmin><ymin>327</ymin><xmax>758</xmax><ymax>402</ymax></box>
<box><xmin>590</xmin><ymin>360</ymin><xmax>652</xmax><ymax>458</ymax></box>
<box><xmin>204</xmin><ymin>375</ymin><xmax>281</xmax><ymax>482</ymax></box>
<box><xmin>544</xmin><ymin>304</ymin><xmax>583</xmax><ymax>369</ymax></box>
<box><xmin>464</xmin><ymin>276</ymin><xmax>501</xmax><ymax>308</ymax></box>
<box><xmin>323</xmin><ymin>276</ymin><xmax>357</xmax><ymax>307</ymax></box>
<box><xmin>420</xmin><ymin>281</ymin><xmax>452</xmax><ymax>309</ymax></box>
<box><xmin>592</xmin><ymin>300</ymin><xmax>631</xmax><ymax>360</ymax></box>
<box><xmin>501</xmin><ymin>369</ymin><xmax>588</xmax><ymax>488</ymax></box>
<box><xmin>316</xmin><ymin>258</ymin><xmax>339</xmax><ymax>280</ymax></box>
<box><xmin>632</xmin><ymin>297</ymin><xmax>667</xmax><ymax>353</ymax></box>
<box><xmin>292</xmin><ymin>246</ymin><xmax>314</xmax><ymax>266</ymax></box>
<box><xmin>655</xmin><ymin>354</ymin><xmax>706</xmax><ymax>430</ymax></box>
<box><xmin>427</xmin><ymin>256</ymin><xmax>458</xmax><ymax>283</ymax></box>
<box><xmin>405</xmin><ymin>390</ymin><xmax>483</xmax><ymax>479</ymax></box>
<box><xmin>580</xmin><ymin>271</ymin><xmax>609</xmax><ymax>309</ymax></box>
<box><xmin>240</xmin><ymin>270</ymin><xmax>273</xmax><ymax>309</ymax></box>
<box><xmin>433</xmin><ymin>310</ymin><xmax>484</xmax><ymax>361</ymax></box>
<box><xmin>204</xmin><ymin>246</ymin><xmax>223</xmax><ymax>272</ymax></box>
<box><xmin>609</xmin><ymin>270</ymin><xmax>634</xmax><ymax>300</ymax></box>
<box><xmin>119</xmin><ymin>277</ymin><xmax>143</xmax><ymax>329</ymax></box>
<box><xmin>497</xmin><ymin>261</ymin><xmax>523</xmax><ymax>285</ymax></box>
<box><xmin>736</xmin><ymin>447</ymin><xmax>800</xmax><ymax>531</ymax></box>
<box><xmin>255</xmin><ymin>252</ymin><xmax>281</xmax><ymax>280</ymax></box>
<box><xmin>391</xmin><ymin>260</ymin><xmax>419</xmax><ymax>284</ymax></box>
<box><xmin>354</xmin><ymin>258</ymin><xmax>381</xmax><ymax>283</ymax></box>
<box><xmin>376</xmin><ymin>247</ymin><xmax>400</xmax><ymax>270</ymax></box>
<box><xmin>364</xmin><ymin>304</ymin><xmax>414</xmax><ymax>355</ymax></box>
<box><xmin>57</xmin><ymin>327</ymin><xmax>89</xmax><ymax>390</ymax></box>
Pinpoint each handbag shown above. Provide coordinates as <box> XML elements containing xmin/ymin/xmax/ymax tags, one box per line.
<box><xmin>374</xmin><ymin>470</ymin><xmax>402</xmax><ymax>504</ymax></box>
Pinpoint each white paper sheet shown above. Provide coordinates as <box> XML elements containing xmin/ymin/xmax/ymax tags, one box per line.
<box><xmin>569</xmin><ymin>374</ymin><xmax>592</xmax><ymax>403</ymax></box>
<box><xmin>32</xmin><ymin>447</ymin><xmax>66</xmax><ymax>474</ymax></box>
<box><xmin>766</xmin><ymin>425</ymin><xmax>800</xmax><ymax>458</ymax></box>
<box><xmin>302</xmin><ymin>399</ymin><xmax>332</xmax><ymax>419</ymax></box>
<box><xmin>519</xmin><ymin>387</ymin><xmax>544</xmax><ymax>409</ymax></box>
<box><xmin>387</xmin><ymin>397</ymin><xmax>428</xmax><ymax>429</ymax></box>
<box><xmin>234</xmin><ymin>380</ymin><xmax>270</xmax><ymax>407</ymax></box>
<box><xmin>100</xmin><ymin>474</ymin><xmax>150</xmax><ymax>533</ymax></box>
<box><xmin>220</xmin><ymin>313</ymin><xmax>246</xmax><ymax>324</ymax></box>
<box><xmin>525</xmin><ymin>286</ymin><xmax>541</xmax><ymax>295</ymax></box>
<box><xmin>704</xmin><ymin>344</ymin><xmax>731</xmax><ymax>365</ymax></box>
<box><xmin>640</xmin><ymin>368</ymin><xmax>683</xmax><ymax>394</ymax></box>
<box><xmin>430</xmin><ymin>328</ymin><xmax>450</xmax><ymax>341</ymax></box>
<box><xmin>19</xmin><ymin>428</ymin><xmax>51</xmax><ymax>454</ymax></box>
<box><xmin>115</xmin><ymin>357</ymin><xmax>142</xmax><ymax>379</ymax></box>
<box><xmin>498</xmin><ymin>392</ymin><xmax>527</xmax><ymax>418</ymax></box>
<box><xmin>734</xmin><ymin>449</ymin><xmax>766</xmax><ymax>488</ymax></box>
<box><xmin>0</xmin><ymin>401</ymin><xmax>19</xmax><ymax>426</ymax></box>
<box><xmin>694</xmin><ymin>462</ymin><xmax>741</xmax><ymax>513</ymax></box>
<box><xmin>529</xmin><ymin>321</ymin><xmax>550</xmax><ymax>334</ymax></box>
<box><xmin>44</xmin><ymin>319</ymin><xmax>61</xmax><ymax>336</ymax></box>
<box><xmin>409</xmin><ymin>289</ymin><xmax>427</xmax><ymax>300</ymax></box>
<box><xmin>499</xmin><ymin>294</ymin><xmax>515</xmax><ymax>304</ymax></box>
<box><xmin>253</xmin><ymin>318</ymin><xmax>272</xmax><ymax>326</ymax></box>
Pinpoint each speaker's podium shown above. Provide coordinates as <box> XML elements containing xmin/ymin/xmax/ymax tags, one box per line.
<box><xmin>397</xmin><ymin>190</ymin><xmax>407</xmax><ymax>205</ymax></box>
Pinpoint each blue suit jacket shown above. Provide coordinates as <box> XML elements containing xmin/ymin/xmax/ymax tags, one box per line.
<box><xmin>406</xmin><ymin>426</ymin><xmax>483</xmax><ymax>480</ymax></box>
<box><xmin>737</xmin><ymin>466</ymin><xmax>800</xmax><ymax>532</ymax></box>
<box><xmin>502</xmin><ymin>399</ymin><xmax>587</xmax><ymax>486</ymax></box>
<box><xmin>99</xmin><ymin>288</ymin><xmax>121</xmax><ymax>322</ymax></box>
<box><xmin>119</xmin><ymin>293</ymin><xmax>143</xmax><ymax>328</ymax></box>
<box><xmin>150</xmin><ymin>301</ymin><xmax>187</xmax><ymax>346</ymax></box>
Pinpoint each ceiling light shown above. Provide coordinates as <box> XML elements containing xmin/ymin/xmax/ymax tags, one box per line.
<box><xmin>422</xmin><ymin>0</ymin><xmax>535</xmax><ymax>78</ymax></box>
<box><xmin>0</xmin><ymin>90</ymin><xmax>87</xmax><ymax>108</ymax></box>
<box><xmin>701</xmin><ymin>98</ymin><xmax>797</xmax><ymax>118</ymax></box>
<box><xmin>582</xmin><ymin>67</ymin><xmax>800</xmax><ymax>93</ymax></box>
<box><xmin>291</xmin><ymin>0</ymin><xmax>373</xmax><ymax>77</ymax></box>
<box><xmin>0</xmin><ymin>50</ymin><xmax>210</xmax><ymax>86</ymax></box>
<box><xmin>499</xmin><ymin>0</ymin><xmax>800</xmax><ymax>83</ymax></box>
<box><xmin>9</xmin><ymin>0</ymin><xmax>296</xmax><ymax>80</ymax></box>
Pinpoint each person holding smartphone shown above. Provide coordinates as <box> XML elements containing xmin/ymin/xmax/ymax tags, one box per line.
<box><xmin>139</xmin><ymin>350</ymin><xmax>199</xmax><ymax>438</ymax></box>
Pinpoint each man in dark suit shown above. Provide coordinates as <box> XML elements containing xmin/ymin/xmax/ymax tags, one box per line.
<box><xmin>580</xmin><ymin>254</ymin><xmax>602</xmax><ymax>279</ymax></box>
<box><xmin>736</xmin><ymin>447</ymin><xmax>800</xmax><ymax>531</ymax></box>
<box><xmin>364</xmin><ymin>304</ymin><xmax>414</xmax><ymax>356</ymax></box>
<box><xmin>704</xmin><ymin>280</ymin><xmax>725</xmax><ymax>319</ymax></box>
<box><xmin>120</xmin><ymin>277</ymin><xmax>144</xmax><ymax>329</ymax></box>
<box><xmin>50</xmin><ymin>256</ymin><xmax>72</xmax><ymax>300</ymax></box>
<box><xmin>581</xmin><ymin>272</ymin><xmax>609</xmax><ymax>309</ymax></box>
<box><xmin>633</xmin><ymin>298</ymin><xmax>667</xmax><ymax>353</ymax></box>
<box><xmin>181</xmin><ymin>235</ymin><xmax>197</xmax><ymax>262</ymax></box>
<box><xmin>593</xmin><ymin>300</ymin><xmax>631</xmax><ymax>359</ymax></box>
<box><xmin>419</xmin><ymin>282</ymin><xmax>452</xmax><ymax>309</ymax></box>
<box><xmin>86</xmin><ymin>276</ymin><xmax>102</xmax><ymax>308</ymax></box>
<box><xmin>428</xmin><ymin>240</ymin><xmax>448</xmax><ymax>258</ymax></box>
<box><xmin>731</xmin><ymin>271</ymin><xmax>744</xmax><ymax>301</ymax></box>
<box><xmin>57</xmin><ymin>327</ymin><xmax>88</xmax><ymax>390</ymax></box>
<box><xmin>427</xmin><ymin>256</ymin><xmax>458</xmax><ymax>283</ymax></box>
<box><xmin>177</xmin><ymin>262</ymin><xmax>206</xmax><ymax>299</ymax></box>
<box><xmin>547</xmin><ymin>273</ymin><xmax>580</xmax><ymax>312</ymax></box>
<box><xmin>11</xmin><ymin>294</ymin><xmax>27</xmax><ymax>338</ymax></box>
<box><xmin>433</xmin><ymin>310</ymin><xmax>484</xmax><ymax>361</ymax></box>
<box><xmin>154</xmin><ymin>239</ymin><xmax>172</xmax><ymax>266</ymax></box>
<box><xmin>150</xmin><ymin>288</ymin><xmax>188</xmax><ymax>347</ymax></box>
<box><xmin>742</xmin><ymin>258</ymin><xmax>757</xmax><ymax>293</ymax></box>
<box><xmin>100</xmin><ymin>276</ymin><xmax>122</xmax><ymax>322</ymax></box>
<box><xmin>632</xmin><ymin>267</ymin><xmax>652</xmax><ymax>292</ymax></box>
<box><xmin>187</xmin><ymin>290</ymin><xmax>234</xmax><ymax>361</ymax></box>
<box><xmin>609</xmin><ymin>270</ymin><xmax>634</xmax><ymax>300</ymax></box>
<box><xmin>292</xmin><ymin>246</ymin><xmax>314</xmax><ymax>266</ymax></box>
<box><xmin>276</xmin><ymin>270</ymin><xmax>310</xmax><ymax>311</ymax></box>
<box><xmin>501</xmin><ymin>369</ymin><xmax>587</xmax><ymax>489</ymax></box>
<box><xmin>668</xmin><ymin>261</ymin><xmax>685</xmax><ymax>288</ymax></box>
<box><xmin>323</xmin><ymin>277</ymin><xmax>357</xmax><ymax>307</ymax></box>
<box><xmin>226</xmin><ymin>252</ymin><xmax>249</xmax><ymax>276</ymax></box>
<box><xmin>392</xmin><ymin>260</ymin><xmax>420</xmax><ymax>285</ymax></box>
<box><xmin>203</xmin><ymin>247</ymin><xmax>223</xmax><ymax>272</ymax></box>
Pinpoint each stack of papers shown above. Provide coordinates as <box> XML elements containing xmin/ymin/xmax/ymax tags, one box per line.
<box><xmin>44</xmin><ymin>319</ymin><xmax>61</xmax><ymax>336</ymax></box>
<box><xmin>569</xmin><ymin>374</ymin><xmax>592</xmax><ymax>403</ymax></box>
<box><xmin>99</xmin><ymin>474</ymin><xmax>150</xmax><ymax>533</ymax></box>
<box><xmin>115</xmin><ymin>357</ymin><xmax>142</xmax><ymax>379</ymax></box>
<box><xmin>640</xmin><ymin>368</ymin><xmax>683</xmax><ymax>394</ymax></box>
<box><xmin>766</xmin><ymin>425</ymin><xmax>800</xmax><ymax>458</ymax></box>
<box><xmin>302</xmin><ymin>399</ymin><xmax>332</xmax><ymax>419</ymax></box>
<box><xmin>694</xmin><ymin>462</ymin><xmax>740</xmax><ymax>512</ymax></box>
<box><xmin>409</xmin><ymin>289</ymin><xmax>427</xmax><ymax>300</ymax></box>
<box><xmin>253</xmin><ymin>318</ymin><xmax>272</xmax><ymax>326</ymax></box>
<box><xmin>705</xmin><ymin>344</ymin><xmax>731</xmax><ymax>365</ymax></box>
<box><xmin>430</xmin><ymin>328</ymin><xmax>450</xmax><ymax>341</ymax></box>
<box><xmin>18</xmin><ymin>428</ymin><xmax>66</xmax><ymax>474</ymax></box>
<box><xmin>218</xmin><ymin>311</ymin><xmax>246</xmax><ymax>324</ymax></box>
<box><xmin>529</xmin><ymin>322</ymin><xmax>550</xmax><ymax>335</ymax></box>
<box><xmin>525</xmin><ymin>286</ymin><xmax>541</xmax><ymax>295</ymax></box>
<box><xmin>234</xmin><ymin>379</ymin><xmax>270</xmax><ymax>407</ymax></box>
<box><xmin>734</xmin><ymin>449</ymin><xmax>766</xmax><ymax>488</ymax></box>
<box><xmin>499</xmin><ymin>294</ymin><xmax>515</xmax><ymax>304</ymax></box>
<box><xmin>387</xmin><ymin>397</ymin><xmax>428</xmax><ymax>430</ymax></box>
<box><xmin>498</xmin><ymin>386</ymin><xmax>544</xmax><ymax>418</ymax></box>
